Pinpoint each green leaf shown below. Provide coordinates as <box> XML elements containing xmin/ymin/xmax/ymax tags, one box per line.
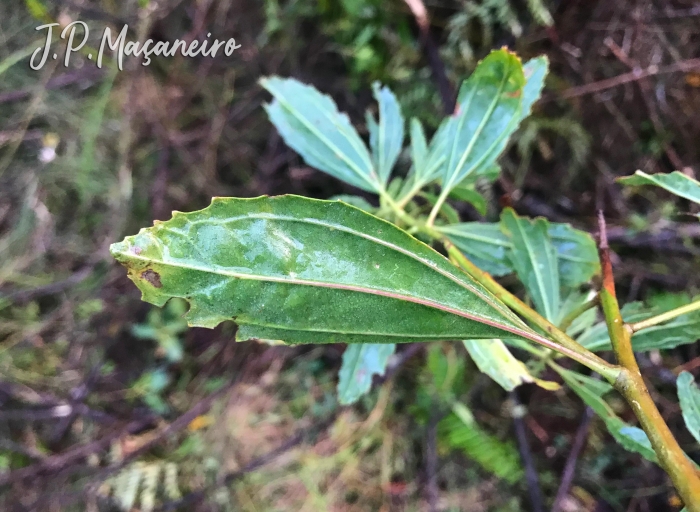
<box><xmin>501</xmin><ymin>208</ymin><xmax>560</xmax><ymax>321</ymax></box>
<box><xmin>442</xmin><ymin>50</ymin><xmax>526</xmax><ymax>194</ymax></box>
<box><xmin>337</xmin><ymin>343</ymin><xmax>396</xmax><ymax>405</ymax></box>
<box><xmin>448</xmin><ymin>186</ymin><xmax>488</xmax><ymax>216</ymax></box>
<box><xmin>437</xmin><ymin>223</ymin><xmax>513</xmax><ymax>277</ymax></box>
<box><xmin>450</xmin><ymin>55</ymin><xmax>547</xmax><ymax>180</ymax></box>
<box><xmin>577</xmin><ymin>302</ymin><xmax>648</xmax><ymax>351</ymax></box>
<box><xmin>409</xmin><ymin>118</ymin><xmax>428</xmax><ymax>175</ymax></box>
<box><xmin>402</xmin><ymin>118</ymin><xmax>447</xmax><ymax>195</ymax></box>
<box><xmin>520</xmin><ymin>56</ymin><xmax>548</xmax><ymax>122</ymax></box>
<box><xmin>463</xmin><ymin>339</ymin><xmax>559</xmax><ymax>391</ymax></box>
<box><xmin>328</xmin><ymin>195</ymin><xmax>376</xmax><ymax>213</ymax></box>
<box><xmin>556</xmin><ymin>291</ymin><xmax>598</xmax><ymax>337</ymax></box>
<box><xmin>438</xmin><ymin>219</ymin><xmax>598</xmax><ymax>291</ymax></box>
<box><xmin>578</xmin><ymin>301</ymin><xmax>700</xmax><ymax>352</ymax></box>
<box><xmin>618</xmin><ymin>170</ymin><xmax>700</xmax><ymax>205</ymax></box>
<box><xmin>677</xmin><ymin>371</ymin><xmax>700</xmax><ymax>445</ymax></box>
<box><xmin>261</xmin><ymin>77</ymin><xmax>379</xmax><ymax>193</ymax></box>
<box><xmin>554</xmin><ymin>366</ymin><xmax>657</xmax><ymax>463</ymax></box>
<box><xmin>440</xmin><ymin>403</ymin><xmax>523</xmax><ymax>483</ymax></box>
<box><xmin>632</xmin><ymin>312</ymin><xmax>700</xmax><ymax>351</ymax></box>
<box><xmin>111</xmin><ymin>196</ymin><xmax>542</xmax><ymax>345</ymax></box>
<box><xmin>547</xmin><ymin>223</ymin><xmax>600</xmax><ymax>289</ymax></box>
<box><xmin>368</xmin><ymin>82</ymin><xmax>404</xmax><ymax>187</ymax></box>
<box><xmin>420</xmin><ymin>191</ymin><xmax>461</xmax><ymax>225</ymax></box>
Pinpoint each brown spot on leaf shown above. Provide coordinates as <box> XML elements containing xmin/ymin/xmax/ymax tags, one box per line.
<box><xmin>140</xmin><ymin>269</ymin><xmax>162</xmax><ymax>288</ymax></box>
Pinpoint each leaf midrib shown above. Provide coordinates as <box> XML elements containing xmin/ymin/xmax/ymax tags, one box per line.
<box><xmin>510</xmin><ymin>217</ymin><xmax>558</xmax><ymax>321</ymax></box>
<box><xmin>123</xmin><ymin>210</ymin><xmax>535</xmax><ymax>337</ymax></box>
<box><xmin>125</xmin><ymin>246</ymin><xmax>533</xmax><ymax>339</ymax></box>
<box><xmin>444</xmin><ymin>67</ymin><xmax>512</xmax><ymax>191</ymax></box>
<box><xmin>179</xmin><ymin>211</ymin><xmax>518</xmax><ymax>321</ymax></box>
<box><xmin>269</xmin><ymin>86</ymin><xmax>378</xmax><ymax>190</ymax></box>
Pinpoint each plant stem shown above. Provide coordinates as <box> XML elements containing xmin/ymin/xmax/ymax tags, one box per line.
<box><xmin>441</xmin><ymin>238</ymin><xmax>621</xmax><ymax>383</ymax></box>
<box><xmin>628</xmin><ymin>298</ymin><xmax>700</xmax><ymax>333</ymax></box>
<box><xmin>426</xmin><ymin>188</ymin><xmax>449</xmax><ymax>227</ymax></box>
<box><xmin>597</xmin><ymin>212</ymin><xmax>700</xmax><ymax>511</ymax></box>
<box><xmin>558</xmin><ymin>294</ymin><xmax>599</xmax><ymax>333</ymax></box>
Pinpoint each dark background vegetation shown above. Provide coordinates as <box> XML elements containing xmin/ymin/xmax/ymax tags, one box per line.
<box><xmin>1</xmin><ymin>0</ymin><xmax>699</xmax><ymax>510</ymax></box>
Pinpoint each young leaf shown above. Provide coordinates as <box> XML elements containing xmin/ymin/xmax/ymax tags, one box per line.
<box><xmin>261</xmin><ymin>77</ymin><xmax>379</xmax><ymax>193</ymax></box>
<box><xmin>554</xmin><ymin>366</ymin><xmax>657</xmax><ymax>463</ymax></box>
<box><xmin>368</xmin><ymin>83</ymin><xmax>404</xmax><ymax>187</ymax></box>
<box><xmin>437</xmin><ymin>223</ymin><xmax>513</xmax><ymax>277</ymax></box>
<box><xmin>450</xmin><ymin>55</ymin><xmax>547</xmax><ymax>180</ymax></box>
<box><xmin>111</xmin><ymin>196</ymin><xmax>542</xmax><ymax>345</ymax></box>
<box><xmin>547</xmin><ymin>223</ymin><xmax>600</xmax><ymax>288</ymax></box>
<box><xmin>337</xmin><ymin>343</ymin><xmax>396</xmax><ymax>405</ymax></box>
<box><xmin>677</xmin><ymin>371</ymin><xmax>700</xmax><ymax>445</ymax></box>
<box><xmin>463</xmin><ymin>339</ymin><xmax>559</xmax><ymax>391</ymax></box>
<box><xmin>442</xmin><ymin>50</ymin><xmax>526</xmax><ymax>195</ymax></box>
<box><xmin>401</xmin><ymin>118</ymin><xmax>447</xmax><ymax>197</ymax></box>
<box><xmin>409</xmin><ymin>118</ymin><xmax>428</xmax><ymax>175</ymax></box>
<box><xmin>618</xmin><ymin>170</ymin><xmax>700</xmax><ymax>205</ymax></box>
<box><xmin>501</xmin><ymin>208</ymin><xmax>560</xmax><ymax>321</ymax></box>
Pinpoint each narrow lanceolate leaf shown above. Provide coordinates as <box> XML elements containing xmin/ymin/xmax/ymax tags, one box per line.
<box><xmin>501</xmin><ymin>208</ymin><xmax>560</xmax><ymax>321</ymax></box>
<box><xmin>677</xmin><ymin>371</ymin><xmax>700</xmax><ymax>445</ymax></box>
<box><xmin>337</xmin><ymin>343</ymin><xmax>396</xmax><ymax>405</ymax></box>
<box><xmin>442</xmin><ymin>50</ymin><xmax>525</xmax><ymax>194</ymax></box>
<box><xmin>618</xmin><ymin>170</ymin><xmax>700</xmax><ymax>205</ymax></box>
<box><xmin>402</xmin><ymin>118</ymin><xmax>446</xmax><ymax>197</ymax></box>
<box><xmin>111</xmin><ymin>196</ymin><xmax>543</xmax><ymax>346</ymax></box>
<box><xmin>449</xmin><ymin>55</ymin><xmax>547</xmax><ymax>186</ymax></box>
<box><xmin>554</xmin><ymin>366</ymin><xmax>657</xmax><ymax>463</ymax></box>
<box><xmin>578</xmin><ymin>302</ymin><xmax>700</xmax><ymax>352</ymax></box>
<box><xmin>407</xmin><ymin>118</ymin><xmax>429</xmax><ymax>185</ymax></box>
<box><xmin>368</xmin><ymin>82</ymin><xmax>404</xmax><ymax>187</ymax></box>
<box><xmin>437</xmin><ymin>223</ymin><xmax>512</xmax><ymax>276</ymax></box>
<box><xmin>438</xmin><ymin>220</ymin><xmax>599</xmax><ymax>289</ymax></box>
<box><xmin>261</xmin><ymin>77</ymin><xmax>379</xmax><ymax>193</ymax></box>
<box><xmin>463</xmin><ymin>339</ymin><xmax>559</xmax><ymax>391</ymax></box>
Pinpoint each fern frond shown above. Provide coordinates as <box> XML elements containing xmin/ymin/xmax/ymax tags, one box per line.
<box><xmin>439</xmin><ymin>409</ymin><xmax>523</xmax><ymax>483</ymax></box>
<box><xmin>526</xmin><ymin>0</ymin><xmax>554</xmax><ymax>26</ymax></box>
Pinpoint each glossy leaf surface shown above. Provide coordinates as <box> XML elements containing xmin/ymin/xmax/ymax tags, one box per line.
<box><xmin>338</xmin><ymin>343</ymin><xmax>396</xmax><ymax>405</ymax></box>
<box><xmin>261</xmin><ymin>77</ymin><xmax>379</xmax><ymax>192</ymax></box>
<box><xmin>677</xmin><ymin>371</ymin><xmax>700</xmax><ymax>445</ymax></box>
<box><xmin>501</xmin><ymin>208</ymin><xmax>560</xmax><ymax>321</ymax></box>
<box><xmin>111</xmin><ymin>196</ymin><xmax>542</xmax><ymax>345</ymax></box>
<box><xmin>463</xmin><ymin>339</ymin><xmax>559</xmax><ymax>391</ymax></box>
<box><xmin>618</xmin><ymin>170</ymin><xmax>700</xmax><ymax>205</ymax></box>
<box><xmin>442</xmin><ymin>50</ymin><xmax>525</xmax><ymax>194</ymax></box>
<box><xmin>368</xmin><ymin>83</ymin><xmax>404</xmax><ymax>187</ymax></box>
